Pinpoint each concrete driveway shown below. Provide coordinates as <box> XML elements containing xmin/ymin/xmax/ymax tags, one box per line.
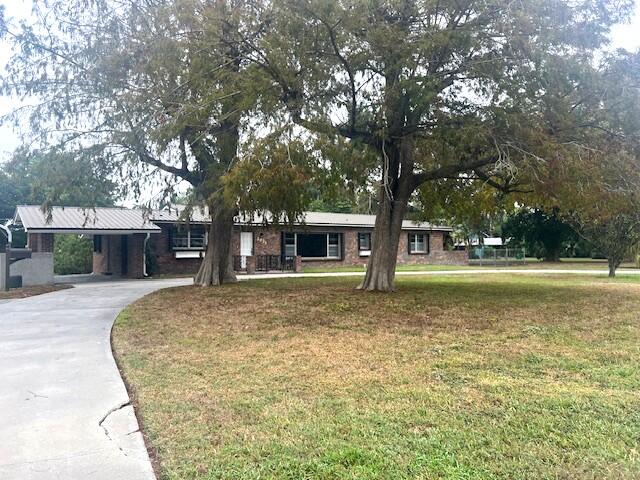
<box><xmin>0</xmin><ymin>278</ymin><xmax>191</xmax><ymax>480</ymax></box>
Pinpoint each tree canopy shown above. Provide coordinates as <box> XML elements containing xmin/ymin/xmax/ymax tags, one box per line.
<box><xmin>247</xmin><ymin>0</ymin><xmax>635</xmax><ymax>290</ymax></box>
<box><xmin>2</xmin><ymin>0</ymin><xmax>639</xmax><ymax>290</ymax></box>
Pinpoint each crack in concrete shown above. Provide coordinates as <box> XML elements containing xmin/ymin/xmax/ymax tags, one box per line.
<box><xmin>98</xmin><ymin>400</ymin><xmax>131</xmax><ymax>457</ymax></box>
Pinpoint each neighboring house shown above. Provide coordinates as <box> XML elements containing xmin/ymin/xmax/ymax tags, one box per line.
<box><xmin>13</xmin><ymin>205</ymin><xmax>467</xmax><ymax>280</ymax></box>
<box><xmin>454</xmin><ymin>234</ymin><xmax>505</xmax><ymax>249</ymax></box>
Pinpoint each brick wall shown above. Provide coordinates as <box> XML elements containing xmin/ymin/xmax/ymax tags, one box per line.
<box><xmin>150</xmin><ymin>224</ymin><xmax>202</xmax><ymax>275</ymax></box>
<box><xmin>91</xmin><ymin>234</ymin><xmax>147</xmax><ymax>278</ymax></box>
<box><xmin>127</xmin><ymin>234</ymin><xmax>146</xmax><ymax>279</ymax></box>
<box><xmin>27</xmin><ymin>233</ymin><xmax>54</xmax><ymax>253</ymax></box>
<box><xmin>149</xmin><ymin>223</ymin><xmax>467</xmax><ymax>276</ymax></box>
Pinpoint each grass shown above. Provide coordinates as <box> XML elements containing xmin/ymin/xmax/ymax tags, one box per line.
<box><xmin>114</xmin><ymin>274</ymin><xmax>640</xmax><ymax>479</ymax></box>
<box><xmin>301</xmin><ymin>263</ymin><xmax>472</xmax><ymax>273</ymax></box>
<box><xmin>0</xmin><ymin>284</ymin><xmax>71</xmax><ymax>299</ymax></box>
<box><xmin>301</xmin><ymin>258</ymin><xmax>640</xmax><ymax>273</ymax></box>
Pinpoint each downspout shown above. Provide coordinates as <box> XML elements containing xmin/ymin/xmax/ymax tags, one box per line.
<box><xmin>143</xmin><ymin>233</ymin><xmax>150</xmax><ymax>277</ymax></box>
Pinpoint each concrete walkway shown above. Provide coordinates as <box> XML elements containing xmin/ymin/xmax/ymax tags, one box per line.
<box><xmin>0</xmin><ymin>278</ymin><xmax>190</xmax><ymax>480</ymax></box>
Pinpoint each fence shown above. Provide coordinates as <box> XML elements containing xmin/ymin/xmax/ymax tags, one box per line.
<box><xmin>468</xmin><ymin>247</ymin><xmax>526</xmax><ymax>266</ymax></box>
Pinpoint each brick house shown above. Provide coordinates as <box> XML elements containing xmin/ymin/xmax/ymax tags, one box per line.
<box><xmin>14</xmin><ymin>205</ymin><xmax>467</xmax><ymax>280</ymax></box>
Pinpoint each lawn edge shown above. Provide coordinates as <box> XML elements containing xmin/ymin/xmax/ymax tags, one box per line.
<box><xmin>110</xmin><ymin>300</ymin><xmax>163</xmax><ymax>480</ymax></box>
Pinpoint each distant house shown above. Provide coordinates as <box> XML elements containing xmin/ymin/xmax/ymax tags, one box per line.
<box><xmin>13</xmin><ymin>205</ymin><xmax>467</xmax><ymax>280</ymax></box>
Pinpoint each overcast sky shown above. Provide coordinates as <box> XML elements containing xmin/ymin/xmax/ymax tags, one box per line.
<box><xmin>1</xmin><ymin>0</ymin><xmax>640</xmax><ymax>160</ymax></box>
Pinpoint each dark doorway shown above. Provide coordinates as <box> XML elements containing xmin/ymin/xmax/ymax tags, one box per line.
<box><xmin>121</xmin><ymin>235</ymin><xmax>129</xmax><ymax>276</ymax></box>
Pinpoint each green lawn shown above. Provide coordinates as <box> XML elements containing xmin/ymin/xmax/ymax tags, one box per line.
<box><xmin>301</xmin><ymin>258</ymin><xmax>640</xmax><ymax>273</ymax></box>
<box><xmin>114</xmin><ymin>274</ymin><xmax>640</xmax><ymax>479</ymax></box>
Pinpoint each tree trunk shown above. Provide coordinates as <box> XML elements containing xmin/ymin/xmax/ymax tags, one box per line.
<box><xmin>608</xmin><ymin>257</ymin><xmax>618</xmax><ymax>278</ymax></box>
<box><xmin>543</xmin><ymin>246</ymin><xmax>561</xmax><ymax>262</ymax></box>
<box><xmin>194</xmin><ymin>204</ymin><xmax>237</xmax><ymax>287</ymax></box>
<box><xmin>358</xmin><ymin>176</ymin><xmax>412</xmax><ymax>292</ymax></box>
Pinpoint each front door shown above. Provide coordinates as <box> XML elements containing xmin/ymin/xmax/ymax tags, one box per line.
<box><xmin>240</xmin><ymin>231</ymin><xmax>253</xmax><ymax>269</ymax></box>
<box><xmin>121</xmin><ymin>235</ymin><xmax>128</xmax><ymax>276</ymax></box>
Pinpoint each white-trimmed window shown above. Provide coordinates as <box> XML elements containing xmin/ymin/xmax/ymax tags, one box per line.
<box><xmin>327</xmin><ymin>233</ymin><xmax>340</xmax><ymax>259</ymax></box>
<box><xmin>358</xmin><ymin>232</ymin><xmax>371</xmax><ymax>256</ymax></box>
<box><xmin>409</xmin><ymin>232</ymin><xmax>429</xmax><ymax>254</ymax></box>
<box><xmin>285</xmin><ymin>233</ymin><xmax>342</xmax><ymax>260</ymax></box>
<box><xmin>172</xmin><ymin>225</ymin><xmax>207</xmax><ymax>250</ymax></box>
<box><xmin>284</xmin><ymin>232</ymin><xmax>296</xmax><ymax>257</ymax></box>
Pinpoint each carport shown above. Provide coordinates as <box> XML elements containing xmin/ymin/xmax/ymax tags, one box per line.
<box><xmin>13</xmin><ymin>206</ymin><xmax>161</xmax><ymax>280</ymax></box>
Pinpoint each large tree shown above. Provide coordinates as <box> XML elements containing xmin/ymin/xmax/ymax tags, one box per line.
<box><xmin>536</xmin><ymin>50</ymin><xmax>640</xmax><ymax>276</ymax></box>
<box><xmin>247</xmin><ymin>0</ymin><xmax>632</xmax><ymax>291</ymax></box>
<box><xmin>1</xmin><ymin>0</ymin><xmax>266</xmax><ymax>286</ymax></box>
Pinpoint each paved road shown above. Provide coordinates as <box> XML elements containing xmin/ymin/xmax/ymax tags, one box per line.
<box><xmin>0</xmin><ymin>278</ymin><xmax>190</xmax><ymax>480</ymax></box>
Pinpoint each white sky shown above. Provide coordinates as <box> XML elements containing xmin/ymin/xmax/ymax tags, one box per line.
<box><xmin>1</xmin><ymin>0</ymin><xmax>639</xmax><ymax>160</ymax></box>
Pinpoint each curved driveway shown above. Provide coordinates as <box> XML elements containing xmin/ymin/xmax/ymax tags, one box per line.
<box><xmin>0</xmin><ymin>278</ymin><xmax>190</xmax><ymax>480</ymax></box>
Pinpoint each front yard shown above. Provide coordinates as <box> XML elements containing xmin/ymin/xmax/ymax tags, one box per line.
<box><xmin>114</xmin><ymin>274</ymin><xmax>640</xmax><ymax>479</ymax></box>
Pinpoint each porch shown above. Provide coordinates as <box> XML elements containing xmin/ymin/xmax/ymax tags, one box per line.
<box><xmin>232</xmin><ymin>254</ymin><xmax>302</xmax><ymax>274</ymax></box>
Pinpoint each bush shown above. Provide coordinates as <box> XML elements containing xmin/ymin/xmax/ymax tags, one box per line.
<box><xmin>54</xmin><ymin>234</ymin><xmax>93</xmax><ymax>275</ymax></box>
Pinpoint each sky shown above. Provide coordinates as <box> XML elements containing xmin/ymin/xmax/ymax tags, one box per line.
<box><xmin>1</xmin><ymin>0</ymin><xmax>639</xmax><ymax>160</ymax></box>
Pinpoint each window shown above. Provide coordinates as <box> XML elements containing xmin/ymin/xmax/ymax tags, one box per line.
<box><xmin>172</xmin><ymin>224</ymin><xmax>207</xmax><ymax>250</ymax></box>
<box><xmin>93</xmin><ymin>235</ymin><xmax>102</xmax><ymax>253</ymax></box>
<box><xmin>286</xmin><ymin>233</ymin><xmax>342</xmax><ymax>260</ymax></box>
<box><xmin>409</xmin><ymin>232</ymin><xmax>429</xmax><ymax>254</ymax></box>
<box><xmin>328</xmin><ymin>233</ymin><xmax>340</xmax><ymax>259</ymax></box>
<box><xmin>284</xmin><ymin>233</ymin><xmax>296</xmax><ymax>257</ymax></box>
<box><xmin>358</xmin><ymin>232</ymin><xmax>371</xmax><ymax>256</ymax></box>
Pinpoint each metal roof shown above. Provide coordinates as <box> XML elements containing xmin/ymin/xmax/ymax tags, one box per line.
<box><xmin>15</xmin><ymin>205</ymin><xmax>161</xmax><ymax>234</ymax></box>
<box><xmin>151</xmin><ymin>208</ymin><xmax>451</xmax><ymax>231</ymax></box>
<box><xmin>151</xmin><ymin>206</ymin><xmax>210</xmax><ymax>223</ymax></box>
<box><xmin>15</xmin><ymin>205</ymin><xmax>452</xmax><ymax>233</ymax></box>
<box><xmin>294</xmin><ymin>212</ymin><xmax>452</xmax><ymax>231</ymax></box>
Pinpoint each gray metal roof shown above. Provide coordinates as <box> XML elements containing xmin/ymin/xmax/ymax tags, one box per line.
<box><xmin>151</xmin><ymin>206</ymin><xmax>210</xmax><ymax>223</ymax></box>
<box><xmin>15</xmin><ymin>205</ymin><xmax>161</xmax><ymax>234</ymax></box>
<box><xmin>152</xmin><ymin>208</ymin><xmax>451</xmax><ymax>231</ymax></box>
<box><xmin>151</xmin><ymin>207</ymin><xmax>451</xmax><ymax>231</ymax></box>
<box><xmin>294</xmin><ymin>212</ymin><xmax>452</xmax><ymax>231</ymax></box>
<box><xmin>15</xmin><ymin>205</ymin><xmax>451</xmax><ymax>233</ymax></box>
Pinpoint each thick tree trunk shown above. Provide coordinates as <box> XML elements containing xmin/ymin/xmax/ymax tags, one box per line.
<box><xmin>358</xmin><ymin>175</ymin><xmax>412</xmax><ymax>292</ymax></box>
<box><xmin>194</xmin><ymin>204</ymin><xmax>237</xmax><ymax>286</ymax></box>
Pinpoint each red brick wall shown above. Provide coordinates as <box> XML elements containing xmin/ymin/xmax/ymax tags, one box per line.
<box><xmin>92</xmin><ymin>234</ymin><xmax>145</xmax><ymax>277</ymax></box>
<box><xmin>127</xmin><ymin>234</ymin><xmax>146</xmax><ymax>279</ymax></box>
<box><xmin>149</xmin><ymin>223</ymin><xmax>467</xmax><ymax>276</ymax></box>
<box><xmin>27</xmin><ymin>233</ymin><xmax>54</xmax><ymax>253</ymax></box>
<box><xmin>149</xmin><ymin>224</ymin><xmax>202</xmax><ymax>275</ymax></box>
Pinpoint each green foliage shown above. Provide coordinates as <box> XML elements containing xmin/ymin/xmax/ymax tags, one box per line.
<box><xmin>224</xmin><ymin>135</ymin><xmax>315</xmax><ymax>223</ymax></box>
<box><xmin>503</xmin><ymin>209</ymin><xmax>577</xmax><ymax>262</ymax></box>
<box><xmin>415</xmin><ymin>178</ymin><xmax>511</xmax><ymax>244</ymax></box>
<box><xmin>3</xmin><ymin>147</ymin><xmax>118</xmax><ymax>208</ymax></box>
<box><xmin>53</xmin><ymin>234</ymin><xmax>93</xmax><ymax>275</ymax></box>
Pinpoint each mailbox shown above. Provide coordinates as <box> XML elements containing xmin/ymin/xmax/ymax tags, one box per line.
<box><xmin>2</xmin><ymin>246</ymin><xmax>32</xmax><ymax>291</ymax></box>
